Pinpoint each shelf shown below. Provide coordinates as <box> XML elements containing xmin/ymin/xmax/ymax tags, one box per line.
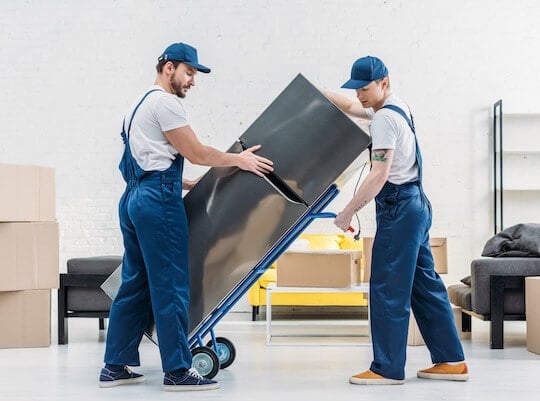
<box><xmin>496</xmin><ymin>150</ymin><xmax>540</xmax><ymax>156</ymax></box>
<box><xmin>501</xmin><ymin>113</ymin><xmax>540</xmax><ymax>148</ymax></box>
<box><xmin>492</xmin><ymin>100</ymin><xmax>540</xmax><ymax>233</ymax></box>
<box><xmin>501</xmin><ymin>113</ymin><xmax>540</xmax><ymax>118</ymax></box>
<box><xmin>499</xmin><ymin>191</ymin><xmax>540</xmax><ymax>228</ymax></box>
<box><xmin>503</xmin><ymin>188</ymin><xmax>540</xmax><ymax>192</ymax></box>
<box><xmin>501</xmin><ymin>154</ymin><xmax>540</xmax><ymax>189</ymax></box>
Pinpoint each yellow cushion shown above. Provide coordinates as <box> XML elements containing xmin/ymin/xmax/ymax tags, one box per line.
<box><xmin>299</xmin><ymin>234</ymin><xmax>342</xmax><ymax>249</ymax></box>
<box><xmin>339</xmin><ymin>235</ymin><xmax>363</xmax><ymax>250</ymax></box>
<box><xmin>269</xmin><ymin>292</ymin><xmax>368</xmax><ymax>306</ymax></box>
<box><xmin>248</xmin><ymin>291</ymin><xmax>368</xmax><ymax>307</ymax></box>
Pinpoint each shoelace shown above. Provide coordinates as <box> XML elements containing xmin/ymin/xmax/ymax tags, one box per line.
<box><xmin>187</xmin><ymin>368</ymin><xmax>204</xmax><ymax>380</ymax></box>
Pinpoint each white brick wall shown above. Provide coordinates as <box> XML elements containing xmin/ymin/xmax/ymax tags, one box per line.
<box><xmin>2</xmin><ymin>1</ymin><xmax>540</xmax><ymax>311</ymax></box>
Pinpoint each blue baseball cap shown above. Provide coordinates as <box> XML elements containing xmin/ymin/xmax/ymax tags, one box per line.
<box><xmin>341</xmin><ymin>56</ymin><xmax>388</xmax><ymax>89</ymax></box>
<box><xmin>158</xmin><ymin>42</ymin><xmax>211</xmax><ymax>73</ymax></box>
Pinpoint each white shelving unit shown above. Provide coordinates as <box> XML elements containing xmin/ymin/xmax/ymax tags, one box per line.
<box><xmin>493</xmin><ymin>101</ymin><xmax>540</xmax><ymax>233</ymax></box>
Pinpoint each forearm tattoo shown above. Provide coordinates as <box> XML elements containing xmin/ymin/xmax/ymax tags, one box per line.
<box><xmin>372</xmin><ymin>149</ymin><xmax>389</xmax><ymax>162</ymax></box>
<box><xmin>355</xmin><ymin>200</ymin><xmax>368</xmax><ymax>212</ymax></box>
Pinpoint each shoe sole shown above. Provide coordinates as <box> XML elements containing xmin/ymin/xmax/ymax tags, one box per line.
<box><xmin>350</xmin><ymin>377</ymin><xmax>404</xmax><ymax>385</ymax></box>
<box><xmin>163</xmin><ymin>383</ymin><xmax>220</xmax><ymax>391</ymax></box>
<box><xmin>99</xmin><ymin>377</ymin><xmax>146</xmax><ymax>388</ymax></box>
<box><xmin>417</xmin><ymin>372</ymin><xmax>469</xmax><ymax>381</ymax></box>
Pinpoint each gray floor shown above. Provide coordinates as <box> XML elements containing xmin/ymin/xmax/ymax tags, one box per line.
<box><xmin>1</xmin><ymin>313</ymin><xmax>539</xmax><ymax>401</ymax></box>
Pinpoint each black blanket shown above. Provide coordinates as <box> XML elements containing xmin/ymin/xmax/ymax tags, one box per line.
<box><xmin>482</xmin><ymin>223</ymin><xmax>540</xmax><ymax>257</ymax></box>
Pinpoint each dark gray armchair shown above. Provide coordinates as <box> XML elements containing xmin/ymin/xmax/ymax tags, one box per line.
<box><xmin>448</xmin><ymin>257</ymin><xmax>540</xmax><ymax>349</ymax></box>
<box><xmin>57</xmin><ymin>256</ymin><xmax>122</xmax><ymax>344</ymax></box>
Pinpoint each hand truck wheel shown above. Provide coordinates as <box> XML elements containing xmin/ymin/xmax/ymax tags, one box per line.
<box><xmin>191</xmin><ymin>346</ymin><xmax>220</xmax><ymax>379</ymax></box>
<box><xmin>206</xmin><ymin>336</ymin><xmax>236</xmax><ymax>369</ymax></box>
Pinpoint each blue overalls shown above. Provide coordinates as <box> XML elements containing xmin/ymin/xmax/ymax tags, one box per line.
<box><xmin>104</xmin><ymin>89</ymin><xmax>192</xmax><ymax>373</ymax></box>
<box><xmin>369</xmin><ymin>105</ymin><xmax>465</xmax><ymax>380</ymax></box>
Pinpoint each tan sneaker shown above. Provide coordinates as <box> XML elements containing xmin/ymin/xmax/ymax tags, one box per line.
<box><xmin>349</xmin><ymin>370</ymin><xmax>405</xmax><ymax>385</ymax></box>
<box><xmin>417</xmin><ymin>362</ymin><xmax>469</xmax><ymax>381</ymax></box>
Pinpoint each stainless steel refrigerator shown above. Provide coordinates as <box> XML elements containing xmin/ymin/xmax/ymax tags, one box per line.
<box><xmin>185</xmin><ymin>73</ymin><xmax>371</xmax><ymax>334</ymax></box>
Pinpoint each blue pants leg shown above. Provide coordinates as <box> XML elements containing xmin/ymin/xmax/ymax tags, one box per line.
<box><xmin>104</xmin><ymin>172</ymin><xmax>191</xmax><ymax>373</ymax></box>
<box><xmin>104</xmin><ymin>189</ymin><xmax>152</xmax><ymax>367</ymax></box>
<box><xmin>369</xmin><ymin>183</ymin><xmax>464</xmax><ymax>380</ymax></box>
<box><xmin>411</xmin><ymin>237</ymin><xmax>465</xmax><ymax>363</ymax></box>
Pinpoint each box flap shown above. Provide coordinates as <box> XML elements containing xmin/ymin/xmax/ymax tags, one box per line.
<box><xmin>284</xmin><ymin>249</ymin><xmax>361</xmax><ymax>257</ymax></box>
<box><xmin>430</xmin><ymin>237</ymin><xmax>446</xmax><ymax>247</ymax></box>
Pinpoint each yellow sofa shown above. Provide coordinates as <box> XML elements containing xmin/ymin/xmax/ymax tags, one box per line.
<box><xmin>247</xmin><ymin>234</ymin><xmax>370</xmax><ymax>320</ymax></box>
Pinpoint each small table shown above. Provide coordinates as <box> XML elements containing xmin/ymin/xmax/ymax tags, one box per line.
<box><xmin>265</xmin><ymin>283</ymin><xmax>370</xmax><ymax>345</ymax></box>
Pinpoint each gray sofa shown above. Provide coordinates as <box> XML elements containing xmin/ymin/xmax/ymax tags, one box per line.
<box><xmin>448</xmin><ymin>257</ymin><xmax>540</xmax><ymax>349</ymax></box>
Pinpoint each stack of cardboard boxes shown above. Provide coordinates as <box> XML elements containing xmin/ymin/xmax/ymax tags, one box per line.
<box><xmin>0</xmin><ymin>163</ymin><xmax>59</xmax><ymax>348</ymax></box>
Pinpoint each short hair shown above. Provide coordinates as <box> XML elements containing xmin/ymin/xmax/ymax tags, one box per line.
<box><xmin>375</xmin><ymin>77</ymin><xmax>390</xmax><ymax>89</ymax></box>
<box><xmin>156</xmin><ymin>60</ymin><xmax>181</xmax><ymax>73</ymax></box>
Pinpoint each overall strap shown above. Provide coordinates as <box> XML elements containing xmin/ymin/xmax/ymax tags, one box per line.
<box><xmin>121</xmin><ymin>88</ymin><xmax>162</xmax><ymax>142</ymax></box>
<box><xmin>381</xmin><ymin>104</ymin><xmax>415</xmax><ymax>133</ymax></box>
<box><xmin>381</xmin><ymin>104</ymin><xmax>423</xmax><ymax>184</ymax></box>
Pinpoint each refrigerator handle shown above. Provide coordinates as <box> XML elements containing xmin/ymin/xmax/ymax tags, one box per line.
<box><xmin>238</xmin><ymin>138</ymin><xmax>309</xmax><ymax>207</ymax></box>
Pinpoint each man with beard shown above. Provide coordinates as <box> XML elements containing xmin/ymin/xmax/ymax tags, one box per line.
<box><xmin>100</xmin><ymin>42</ymin><xmax>273</xmax><ymax>391</ymax></box>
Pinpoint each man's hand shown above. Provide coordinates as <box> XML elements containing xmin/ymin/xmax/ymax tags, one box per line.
<box><xmin>237</xmin><ymin>144</ymin><xmax>274</xmax><ymax>177</ymax></box>
<box><xmin>164</xmin><ymin>126</ymin><xmax>274</xmax><ymax>175</ymax></box>
<box><xmin>182</xmin><ymin>176</ymin><xmax>201</xmax><ymax>190</ymax></box>
<box><xmin>334</xmin><ymin>209</ymin><xmax>355</xmax><ymax>232</ymax></box>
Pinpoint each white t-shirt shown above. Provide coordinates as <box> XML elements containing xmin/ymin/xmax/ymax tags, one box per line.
<box><xmin>124</xmin><ymin>85</ymin><xmax>189</xmax><ymax>171</ymax></box>
<box><xmin>366</xmin><ymin>94</ymin><xmax>418</xmax><ymax>185</ymax></box>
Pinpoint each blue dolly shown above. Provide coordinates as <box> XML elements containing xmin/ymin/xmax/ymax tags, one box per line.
<box><xmin>186</xmin><ymin>184</ymin><xmax>344</xmax><ymax>378</ymax></box>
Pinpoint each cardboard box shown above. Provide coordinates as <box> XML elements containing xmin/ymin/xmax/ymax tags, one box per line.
<box><xmin>526</xmin><ymin>277</ymin><xmax>540</xmax><ymax>355</ymax></box>
<box><xmin>407</xmin><ymin>312</ymin><xmax>425</xmax><ymax>346</ymax></box>
<box><xmin>0</xmin><ymin>163</ymin><xmax>55</xmax><ymax>222</ymax></box>
<box><xmin>361</xmin><ymin>237</ymin><xmax>374</xmax><ymax>283</ymax></box>
<box><xmin>0</xmin><ymin>222</ymin><xmax>59</xmax><ymax>291</ymax></box>
<box><xmin>361</xmin><ymin>237</ymin><xmax>447</xmax><ymax>275</ymax></box>
<box><xmin>0</xmin><ymin>289</ymin><xmax>51</xmax><ymax>348</ymax></box>
<box><xmin>430</xmin><ymin>237</ymin><xmax>448</xmax><ymax>274</ymax></box>
<box><xmin>407</xmin><ymin>306</ymin><xmax>470</xmax><ymax>346</ymax></box>
<box><xmin>277</xmin><ymin>249</ymin><xmax>362</xmax><ymax>288</ymax></box>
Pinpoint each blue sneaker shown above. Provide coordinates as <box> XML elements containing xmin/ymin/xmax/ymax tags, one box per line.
<box><xmin>163</xmin><ymin>368</ymin><xmax>220</xmax><ymax>391</ymax></box>
<box><xmin>99</xmin><ymin>366</ymin><xmax>145</xmax><ymax>388</ymax></box>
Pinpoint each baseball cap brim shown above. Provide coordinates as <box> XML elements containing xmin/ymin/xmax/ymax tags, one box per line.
<box><xmin>341</xmin><ymin>79</ymin><xmax>372</xmax><ymax>89</ymax></box>
<box><xmin>185</xmin><ymin>61</ymin><xmax>211</xmax><ymax>74</ymax></box>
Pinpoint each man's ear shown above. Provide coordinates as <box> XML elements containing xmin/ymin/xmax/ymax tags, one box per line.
<box><xmin>165</xmin><ymin>61</ymin><xmax>175</xmax><ymax>74</ymax></box>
